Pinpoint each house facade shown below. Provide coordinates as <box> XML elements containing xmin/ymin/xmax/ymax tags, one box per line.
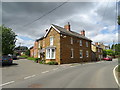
<box><xmin>30</xmin><ymin>23</ymin><xmax>92</xmax><ymax>64</ymax></box>
<box><xmin>91</xmin><ymin>43</ymin><xmax>103</xmax><ymax>61</ymax></box>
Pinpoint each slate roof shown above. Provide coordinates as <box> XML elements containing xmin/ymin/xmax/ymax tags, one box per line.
<box><xmin>52</xmin><ymin>24</ymin><xmax>92</xmax><ymax>41</ymax></box>
<box><xmin>36</xmin><ymin>36</ymin><xmax>44</xmax><ymax>42</ymax></box>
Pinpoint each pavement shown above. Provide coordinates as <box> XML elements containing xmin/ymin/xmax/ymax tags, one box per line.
<box><xmin>1</xmin><ymin>59</ymin><xmax>119</xmax><ymax>88</ymax></box>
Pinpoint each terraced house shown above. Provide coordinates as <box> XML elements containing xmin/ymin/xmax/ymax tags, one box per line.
<box><xmin>30</xmin><ymin>23</ymin><xmax>92</xmax><ymax>64</ymax></box>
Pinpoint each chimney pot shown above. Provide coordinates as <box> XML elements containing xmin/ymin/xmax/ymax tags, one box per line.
<box><xmin>64</xmin><ymin>22</ymin><xmax>70</xmax><ymax>31</ymax></box>
<box><xmin>80</xmin><ymin>30</ymin><xmax>85</xmax><ymax>36</ymax></box>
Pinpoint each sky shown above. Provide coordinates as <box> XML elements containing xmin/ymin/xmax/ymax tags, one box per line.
<box><xmin>2</xmin><ymin>1</ymin><xmax>120</xmax><ymax>48</ymax></box>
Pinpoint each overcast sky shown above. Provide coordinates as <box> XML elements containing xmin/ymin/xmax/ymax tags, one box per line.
<box><xmin>2</xmin><ymin>1</ymin><xmax>119</xmax><ymax>48</ymax></box>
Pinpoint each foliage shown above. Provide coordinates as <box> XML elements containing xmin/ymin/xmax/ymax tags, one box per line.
<box><xmin>106</xmin><ymin>49</ymin><xmax>115</xmax><ymax>56</ymax></box>
<box><xmin>111</xmin><ymin>44</ymin><xmax>120</xmax><ymax>55</ymax></box>
<box><xmin>27</xmin><ymin>57</ymin><xmax>36</xmax><ymax>60</ymax></box>
<box><xmin>25</xmin><ymin>49</ymin><xmax>30</xmax><ymax>56</ymax></box>
<box><xmin>14</xmin><ymin>46</ymin><xmax>28</xmax><ymax>50</ymax></box>
<box><xmin>39</xmin><ymin>60</ymin><xmax>45</xmax><ymax>64</ymax></box>
<box><xmin>103</xmin><ymin>50</ymin><xmax>107</xmax><ymax>57</ymax></box>
<box><xmin>19</xmin><ymin>55</ymin><xmax>28</xmax><ymax>58</ymax></box>
<box><xmin>1</xmin><ymin>25</ymin><xmax>17</xmax><ymax>55</ymax></box>
<box><xmin>118</xmin><ymin>16</ymin><xmax>120</xmax><ymax>25</ymax></box>
<box><xmin>47</xmin><ymin>61</ymin><xmax>58</xmax><ymax>65</ymax></box>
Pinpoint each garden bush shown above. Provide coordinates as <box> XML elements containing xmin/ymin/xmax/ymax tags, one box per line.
<box><xmin>19</xmin><ymin>55</ymin><xmax>28</xmax><ymax>58</ymax></box>
<box><xmin>47</xmin><ymin>61</ymin><xmax>58</xmax><ymax>65</ymax></box>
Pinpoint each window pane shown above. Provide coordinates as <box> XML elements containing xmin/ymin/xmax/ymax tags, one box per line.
<box><xmin>80</xmin><ymin>40</ymin><xmax>82</xmax><ymax>46</ymax></box>
<box><xmin>50</xmin><ymin>37</ymin><xmax>53</xmax><ymax>45</ymax></box>
<box><xmin>51</xmin><ymin>49</ymin><xmax>55</xmax><ymax>59</ymax></box>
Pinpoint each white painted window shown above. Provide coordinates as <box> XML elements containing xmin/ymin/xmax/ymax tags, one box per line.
<box><xmin>80</xmin><ymin>50</ymin><xmax>83</xmax><ymax>58</ymax></box>
<box><xmin>80</xmin><ymin>40</ymin><xmax>82</xmax><ymax>46</ymax></box>
<box><xmin>86</xmin><ymin>42</ymin><xmax>88</xmax><ymax>47</ymax></box>
<box><xmin>50</xmin><ymin>36</ymin><xmax>54</xmax><ymax>46</ymax></box>
<box><xmin>86</xmin><ymin>51</ymin><xmax>89</xmax><ymax>57</ymax></box>
<box><xmin>38</xmin><ymin>42</ymin><xmax>41</xmax><ymax>48</ymax></box>
<box><xmin>71</xmin><ymin>37</ymin><xmax>73</xmax><ymax>44</ymax></box>
<box><xmin>71</xmin><ymin>49</ymin><xmax>74</xmax><ymax>58</ymax></box>
<box><xmin>46</xmin><ymin>48</ymin><xmax>55</xmax><ymax>59</ymax></box>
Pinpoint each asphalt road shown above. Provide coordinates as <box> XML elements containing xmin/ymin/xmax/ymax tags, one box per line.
<box><xmin>1</xmin><ymin>59</ymin><xmax>118</xmax><ymax>88</ymax></box>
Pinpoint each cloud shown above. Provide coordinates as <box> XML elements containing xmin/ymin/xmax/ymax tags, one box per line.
<box><xmin>2</xmin><ymin>2</ymin><xmax>118</xmax><ymax>47</ymax></box>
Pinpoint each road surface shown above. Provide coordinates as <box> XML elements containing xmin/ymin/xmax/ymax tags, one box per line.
<box><xmin>1</xmin><ymin>59</ymin><xmax>118</xmax><ymax>88</ymax></box>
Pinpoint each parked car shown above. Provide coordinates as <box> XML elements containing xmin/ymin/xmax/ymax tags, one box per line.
<box><xmin>102</xmin><ymin>57</ymin><xmax>112</xmax><ymax>61</ymax></box>
<box><xmin>0</xmin><ymin>56</ymin><xmax>13</xmax><ymax>65</ymax></box>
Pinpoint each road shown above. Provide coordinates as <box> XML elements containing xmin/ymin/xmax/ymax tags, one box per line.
<box><xmin>1</xmin><ymin>59</ymin><xmax>118</xmax><ymax>88</ymax></box>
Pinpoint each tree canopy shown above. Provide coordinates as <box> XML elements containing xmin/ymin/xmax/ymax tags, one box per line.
<box><xmin>2</xmin><ymin>25</ymin><xmax>17</xmax><ymax>55</ymax></box>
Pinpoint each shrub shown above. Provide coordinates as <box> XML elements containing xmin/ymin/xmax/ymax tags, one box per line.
<box><xmin>39</xmin><ymin>60</ymin><xmax>45</xmax><ymax>64</ymax></box>
<box><xmin>47</xmin><ymin>61</ymin><xmax>58</xmax><ymax>65</ymax></box>
<box><xmin>27</xmin><ymin>57</ymin><xmax>35</xmax><ymax>60</ymax></box>
<box><xmin>20</xmin><ymin>55</ymin><xmax>28</xmax><ymax>58</ymax></box>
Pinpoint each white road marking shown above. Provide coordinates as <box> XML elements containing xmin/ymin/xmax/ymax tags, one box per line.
<box><xmin>24</xmin><ymin>75</ymin><xmax>36</xmax><ymax>79</ymax></box>
<box><xmin>113</xmin><ymin>65</ymin><xmax>120</xmax><ymax>87</ymax></box>
<box><xmin>70</xmin><ymin>66</ymin><xmax>75</xmax><ymax>67</ymax></box>
<box><xmin>0</xmin><ymin>81</ymin><xmax>15</xmax><ymax>87</ymax></box>
<box><xmin>53</xmin><ymin>68</ymin><xmax>58</xmax><ymax>70</ymax></box>
<box><xmin>42</xmin><ymin>71</ymin><xmax>49</xmax><ymax>74</ymax></box>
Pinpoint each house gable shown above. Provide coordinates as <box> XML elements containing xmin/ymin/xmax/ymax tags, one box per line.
<box><xmin>44</xmin><ymin>25</ymin><xmax>60</xmax><ymax>38</ymax></box>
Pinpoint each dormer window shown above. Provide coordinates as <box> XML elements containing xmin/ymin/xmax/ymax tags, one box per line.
<box><xmin>50</xmin><ymin>36</ymin><xmax>54</xmax><ymax>46</ymax></box>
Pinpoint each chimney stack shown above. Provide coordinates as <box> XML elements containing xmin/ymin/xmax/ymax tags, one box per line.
<box><xmin>64</xmin><ymin>22</ymin><xmax>70</xmax><ymax>31</ymax></box>
<box><xmin>95</xmin><ymin>42</ymin><xmax>99</xmax><ymax>46</ymax></box>
<box><xmin>80</xmin><ymin>30</ymin><xmax>85</xmax><ymax>36</ymax></box>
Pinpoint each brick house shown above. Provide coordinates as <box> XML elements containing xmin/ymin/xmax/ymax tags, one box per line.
<box><xmin>91</xmin><ymin>43</ymin><xmax>103</xmax><ymax>61</ymax></box>
<box><xmin>30</xmin><ymin>23</ymin><xmax>92</xmax><ymax>64</ymax></box>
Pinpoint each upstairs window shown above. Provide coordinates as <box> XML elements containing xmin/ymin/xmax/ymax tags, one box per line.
<box><xmin>71</xmin><ymin>37</ymin><xmax>73</xmax><ymax>44</ymax></box>
<box><xmin>86</xmin><ymin>51</ymin><xmax>89</xmax><ymax>57</ymax></box>
<box><xmin>86</xmin><ymin>42</ymin><xmax>88</xmax><ymax>47</ymax></box>
<box><xmin>50</xmin><ymin>36</ymin><xmax>54</xmax><ymax>46</ymax></box>
<box><xmin>71</xmin><ymin>49</ymin><xmax>74</xmax><ymax>58</ymax></box>
<box><xmin>80</xmin><ymin>50</ymin><xmax>83</xmax><ymax>58</ymax></box>
<box><xmin>80</xmin><ymin>40</ymin><xmax>82</xmax><ymax>46</ymax></box>
<box><xmin>38</xmin><ymin>42</ymin><xmax>41</xmax><ymax>48</ymax></box>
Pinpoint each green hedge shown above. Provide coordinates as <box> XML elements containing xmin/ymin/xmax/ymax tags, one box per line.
<box><xmin>27</xmin><ymin>57</ymin><xmax>36</xmax><ymax>60</ymax></box>
<box><xmin>47</xmin><ymin>61</ymin><xmax>58</xmax><ymax>65</ymax></box>
<box><xmin>19</xmin><ymin>55</ymin><xmax>28</xmax><ymax>58</ymax></box>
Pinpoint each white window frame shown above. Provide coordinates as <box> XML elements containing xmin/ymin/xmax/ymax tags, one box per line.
<box><xmin>80</xmin><ymin>50</ymin><xmax>83</xmax><ymax>58</ymax></box>
<box><xmin>46</xmin><ymin>48</ymin><xmax>55</xmax><ymax>59</ymax></box>
<box><xmin>71</xmin><ymin>37</ymin><xmax>73</xmax><ymax>44</ymax></box>
<box><xmin>50</xmin><ymin>36</ymin><xmax>54</xmax><ymax>46</ymax></box>
<box><xmin>38</xmin><ymin>42</ymin><xmax>41</xmax><ymax>48</ymax></box>
<box><xmin>86</xmin><ymin>42</ymin><xmax>88</xmax><ymax>47</ymax></box>
<box><xmin>80</xmin><ymin>40</ymin><xmax>82</xmax><ymax>46</ymax></box>
<box><xmin>71</xmin><ymin>48</ymin><xmax>74</xmax><ymax>58</ymax></box>
<box><xmin>86</xmin><ymin>51</ymin><xmax>89</xmax><ymax>57</ymax></box>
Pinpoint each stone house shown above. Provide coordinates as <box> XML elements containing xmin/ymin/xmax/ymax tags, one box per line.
<box><xmin>30</xmin><ymin>23</ymin><xmax>92</xmax><ymax>64</ymax></box>
<box><xmin>91</xmin><ymin>43</ymin><xmax>103</xmax><ymax>61</ymax></box>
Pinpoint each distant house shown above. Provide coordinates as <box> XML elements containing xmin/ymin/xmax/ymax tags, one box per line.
<box><xmin>91</xmin><ymin>43</ymin><xmax>103</xmax><ymax>61</ymax></box>
<box><xmin>30</xmin><ymin>23</ymin><xmax>92</xmax><ymax>64</ymax></box>
<box><xmin>94</xmin><ymin>42</ymin><xmax>110</xmax><ymax>50</ymax></box>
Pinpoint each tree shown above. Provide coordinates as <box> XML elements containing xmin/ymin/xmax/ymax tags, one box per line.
<box><xmin>118</xmin><ymin>16</ymin><xmax>120</xmax><ymax>25</ymax></box>
<box><xmin>106</xmin><ymin>49</ymin><xmax>115</xmax><ymax>56</ymax></box>
<box><xmin>25</xmin><ymin>49</ymin><xmax>30</xmax><ymax>56</ymax></box>
<box><xmin>111</xmin><ymin>44</ymin><xmax>120</xmax><ymax>55</ymax></box>
<box><xmin>2</xmin><ymin>25</ymin><xmax>17</xmax><ymax>55</ymax></box>
<box><xmin>103</xmin><ymin>50</ymin><xmax>107</xmax><ymax>57</ymax></box>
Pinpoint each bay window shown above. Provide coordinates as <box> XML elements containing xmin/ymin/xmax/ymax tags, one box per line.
<box><xmin>46</xmin><ymin>48</ymin><xmax>55</xmax><ymax>59</ymax></box>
